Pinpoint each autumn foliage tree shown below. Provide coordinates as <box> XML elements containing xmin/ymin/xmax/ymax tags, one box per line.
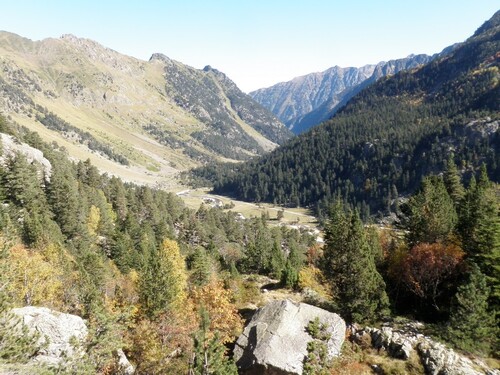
<box><xmin>190</xmin><ymin>278</ymin><xmax>243</xmax><ymax>344</ymax></box>
<box><xmin>399</xmin><ymin>242</ymin><xmax>464</xmax><ymax>312</ymax></box>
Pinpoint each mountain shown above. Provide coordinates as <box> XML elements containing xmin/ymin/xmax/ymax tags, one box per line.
<box><xmin>250</xmin><ymin>54</ymin><xmax>434</xmax><ymax>134</ymax></box>
<box><xmin>0</xmin><ymin>32</ymin><xmax>291</xmax><ymax>186</ymax></box>
<box><xmin>203</xmin><ymin>11</ymin><xmax>500</xmax><ymax>217</ymax></box>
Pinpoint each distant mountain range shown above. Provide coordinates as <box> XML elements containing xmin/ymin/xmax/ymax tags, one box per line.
<box><xmin>206</xmin><ymin>10</ymin><xmax>500</xmax><ymax>216</ymax></box>
<box><xmin>250</xmin><ymin>53</ymin><xmax>458</xmax><ymax>134</ymax></box>
<box><xmin>0</xmin><ymin>32</ymin><xmax>290</xmax><ymax>186</ymax></box>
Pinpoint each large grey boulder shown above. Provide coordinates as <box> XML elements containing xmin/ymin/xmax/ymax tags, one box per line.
<box><xmin>10</xmin><ymin>306</ymin><xmax>88</xmax><ymax>366</ymax></box>
<box><xmin>234</xmin><ymin>299</ymin><xmax>346</xmax><ymax>375</ymax></box>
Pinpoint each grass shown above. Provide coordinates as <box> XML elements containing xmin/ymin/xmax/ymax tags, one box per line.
<box><xmin>0</xmin><ymin>361</ymin><xmax>55</xmax><ymax>375</ymax></box>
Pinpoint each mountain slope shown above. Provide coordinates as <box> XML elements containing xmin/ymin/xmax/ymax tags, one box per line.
<box><xmin>207</xmin><ymin>11</ymin><xmax>500</xmax><ymax>217</ymax></box>
<box><xmin>250</xmin><ymin>54</ymin><xmax>434</xmax><ymax>134</ymax></box>
<box><xmin>0</xmin><ymin>32</ymin><xmax>290</xmax><ymax>186</ymax></box>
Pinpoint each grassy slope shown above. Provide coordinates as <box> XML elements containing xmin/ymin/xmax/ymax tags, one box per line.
<box><xmin>0</xmin><ymin>32</ymin><xmax>281</xmax><ymax>187</ymax></box>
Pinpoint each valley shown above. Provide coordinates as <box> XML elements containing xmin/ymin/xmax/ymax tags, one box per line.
<box><xmin>0</xmin><ymin>7</ymin><xmax>498</xmax><ymax>375</ymax></box>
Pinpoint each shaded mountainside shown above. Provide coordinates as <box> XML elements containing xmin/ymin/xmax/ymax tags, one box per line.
<box><xmin>251</xmin><ymin>54</ymin><xmax>435</xmax><ymax>134</ymax></box>
<box><xmin>200</xmin><ymin>11</ymin><xmax>500</xmax><ymax>218</ymax></box>
<box><xmin>0</xmin><ymin>32</ymin><xmax>290</xmax><ymax>186</ymax></box>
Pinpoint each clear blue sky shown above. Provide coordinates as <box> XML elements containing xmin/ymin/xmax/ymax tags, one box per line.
<box><xmin>0</xmin><ymin>1</ymin><xmax>498</xmax><ymax>92</ymax></box>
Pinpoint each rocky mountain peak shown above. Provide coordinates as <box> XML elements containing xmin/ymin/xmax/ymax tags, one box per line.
<box><xmin>149</xmin><ymin>52</ymin><xmax>171</xmax><ymax>63</ymax></box>
<box><xmin>251</xmin><ymin>53</ymin><xmax>434</xmax><ymax>133</ymax></box>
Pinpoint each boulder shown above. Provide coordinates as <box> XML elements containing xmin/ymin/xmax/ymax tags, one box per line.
<box><xmin>234</xmin><ymin>299</ymin><xmax>346</xmax><ymax>375</ymax></box>
<box><xmin>10</xmin><ymin>306</ymin><xmax>87</xmax><ymax>366</ymax></box>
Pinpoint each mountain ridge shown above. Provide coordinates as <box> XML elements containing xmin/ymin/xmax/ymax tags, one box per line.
<box><xmin>250</xmin><ymin>53</ymin><xmax>437</xmax><ymax>133</ymax></box>
<box><xmin>0</xmin><ymin>31</ymin><xmax>290</xmax><ymax>187</ymax></box>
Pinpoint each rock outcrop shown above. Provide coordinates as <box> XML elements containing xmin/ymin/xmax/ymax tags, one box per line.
<box><xmin>350</xmin><ymin>322</ymin><xmax>498</xmax><ymax>375</ymax></box>
<box><xmin>418</xmin><ymin>341</ymin><xmax>486</xmax><ymax>375</ymax></box>
<box><xmin>0</xmin><ymin>133</ymin><xmax>52</xmax><ymax>180</ymax></box>
<box><xmin>234</xmin><ymin>299</ymin><xmax>345</xmax><ymax>375</ymax></box>
<box><xmin>352</xmin><ymin>322</ymin><xmax>426</xmax><ymax>360</ymax></box>
<box><xmin>10</xmin><ymin>306</ymin><xmax>87</xmax><ymax>365</ymax></box>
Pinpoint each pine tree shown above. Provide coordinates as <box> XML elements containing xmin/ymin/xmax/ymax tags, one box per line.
<box><xmin>3</xmin><ymin>153</ymin><xmax>47</xmax><ymax>213</ymax></box>
<box><xmin>404</xmin><ymin>176</ymin><xmax>457</xmax><ymax>246</ymax></box>
<box><xmin>269</xmin><ymin>239</ymin><xmax>285</xmax><ymax>279</ymax></box>
<box><xmin>47</xmin><ymin>162</ymin><xmax>82</xmax><ymax>238</ymax></box>
<box><xmin>281</xmin><ymin>239</ymin><xmax>302</xmax><ymax>289</ymax></box>
<box><xmin>190</xmin><ymin>247</ymin><xmax>213</xmax><ymax>286</ymax></box>
<box><xmin>190</xmin><ymin>309</ymin><xmax>238</xmax><ymax>375</ymax></box>
<box><xmin>443</xmin><ymin>156</ymin><xmax>465</xmax><ymax>207</ymax></box>
<box><xmin>447</xmin><ymin>263</ymin><xmax>497</xmax><ymax>354</ymax></box>
<box><xmin>321</xmin><ymin>202</ymin><xmax>390</xmax><ymax>322</ymax></box>
<box><xmin>458</xmin><ymin>167</ymin><xmax>500</xmax><ymax>310</ymax></box>
<box><xmin>139</xmin><ymin>239</ymin><xmax>188</xmax><ymax>317</ymax></box>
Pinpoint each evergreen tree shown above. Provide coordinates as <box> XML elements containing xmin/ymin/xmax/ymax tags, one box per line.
<box><xmin>403</xmin><ymin>176</ymin><xmax>457</xmax><ymax>246</ymax></box>
<box><xmin>321</xmin><ymin>202</ymin><xmax>389</xmax><ymax>322</ymax></box>
<box><xmin>190</xmin><ymin>247</ymin><xmax>213</xmax><ymax>286</ymax></box>
<box><xmin>443</xmin><ymin>156</ymin><xmax>465</xmax><ymax>207</ymax></box>
<box><xmin>269</xmin><ymin>239</ymin><xmax>285</xmax><ymax>279</ymax></box>
<box><xmin>107</xmin><ymin>176</ymin><xmax>128</xmax><ymax>223</ymax></box>
<box><xmin>458</xmin><ymin>167</ymin><xmax>500</xmax><ymax>310</ymax></box>
<box><xmin>281</xmin><ymin>239</ymin><xmax>302</xmax><ymax>289</ymax></box>
<box><xmin>139</xmin><ymin>239</ymin><xmax>188</xmax><ymax>317</ymax></box>
<box><xmin>48</xmin><ymin>161</ymin><xmax>82</xmax><ymax>238</ymax></box>
<box><xmin>242</xmin><ymin>219</ymin><xmax>271</xmax><ymax>273</ymax></box>
<box><xmin>190</xmin><ymin>309</ymin><xmax>238</xmax><ymax>375</ymax></box>
<box><xmin>447</xmin><ymin>263</ymin><xmax>497</xmax><ymax>354</ymax></box>
<box><xmin>3</xmin><ymin>153</ymin><xmax>47</xmax><ymax>213</ymax></box>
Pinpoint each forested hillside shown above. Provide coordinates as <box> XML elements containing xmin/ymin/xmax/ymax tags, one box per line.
<box><xmin>0</xmin><ymin>116</ymin><xmax>312</xmax><ymax>373</ymax></box>
<box><xmin>199</xmin><ymin>11</ymin><xmax>500</xmax><ymax>219</ymax></box>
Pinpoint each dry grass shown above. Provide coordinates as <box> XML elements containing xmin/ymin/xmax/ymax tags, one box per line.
<box><xmin>330</xmin><ymin>343</ymin><xmax>426</xmax><ymax>375</ymax></box>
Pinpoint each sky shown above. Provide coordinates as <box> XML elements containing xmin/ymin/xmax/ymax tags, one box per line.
<box><xmin>0</xmin><ymin>1</ymin><xmax>498</xmax><ymax>92</ymax></box>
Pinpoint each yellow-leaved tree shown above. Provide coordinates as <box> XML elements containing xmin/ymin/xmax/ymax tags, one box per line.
<box><xmin>5</xmin><ymin>244</ymin><xmax>64</xmax><ymax>308</ymax></box>
<box><xmin>190</xmin><ymin>278</ymin><xmax>243</xmax><ymax>344</ymax></box>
